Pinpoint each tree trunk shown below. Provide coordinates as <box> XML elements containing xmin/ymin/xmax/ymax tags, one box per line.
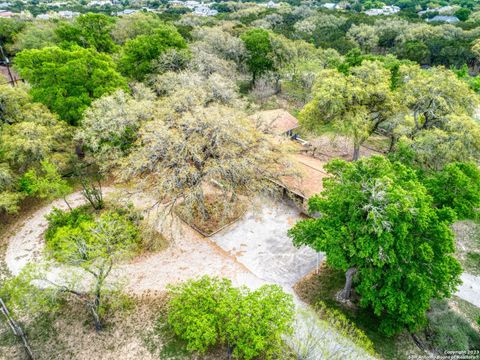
<box><xmin>388</xmin><ymin>135</ymin><xmax>396</xmax><ymax>153</ymax></box>
<box><xmin>338</xmin><ymin>267</ymin><xmax>357</xmax><ymax>301</ymax></box>
<box><xmin>63</xmin><ymin>196</ymin><xmax>72</xmax><ymax>211</ymax></box>
<box><xmin>0</xmin><ymin>298</ymin><xmax>36</xmax><ymax>360</ymax></box>
<box><xmin>352</xmin><ymin>143</ymin><xmax>361</xmax><ymax>161</ymax></box>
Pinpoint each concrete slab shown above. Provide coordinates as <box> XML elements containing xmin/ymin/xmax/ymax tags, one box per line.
<box><xmin>211</xmin><ymin>199</ymin><xmax>322</xmax><ymax>286</ymax></box>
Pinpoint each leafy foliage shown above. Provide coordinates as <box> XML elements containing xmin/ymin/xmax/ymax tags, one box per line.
<box><xmin>425</xmin><ymin>162</ymin><xmax>480</xmax><ymax>219</ymax></box>
<box><xmin>118</xmin><ymin>25</ymin><xmax>187</xmax><ymax>80</ymax></box>
<box><xmin>56</xmin><ymin>13</ymin><xmax>116</xmax><ymax>53</ymax></box>
<box><xmin>241</xmin><ymin>28</ymin><xmax>275</xmax><ymax>83</ymax></box>
<box><xmin>289</xmin><ymin>156</ymin><xmax>462</xmax><ymax>335</ymax></box>
<box><xmin>14</xmin><ymin>46</ymin><xmax>127</xmax><ymax>124</ymax></box>
<box><xmin>301</xmin><ymin>61</ymin><xmax>398</xmax><ymax>160</ymax></box>
<box><xmin>166</xmin><ymin>276</ymin><xmax>295</xmax><ymax>359</ymax></box>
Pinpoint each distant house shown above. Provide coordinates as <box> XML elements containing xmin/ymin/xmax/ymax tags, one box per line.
<box><xmin>36</xmin><ymin>13</ymin><xmax>50</xmax><ymax>19</ymax></box>
<box><xmin>265</xmin><ymin>0</ymin><xmax>279</xmax><ymax>8</ymax></box>
<box><xmin>184</xmin><ymin>0</ymin><xmax>200</xmax><ymax>9</ymax></box>
<box><xmin>0</xmin><ymin>10</ymin><xmax>14</xmax><ymax>17</ymax></box>
<box><xmin>57</xmin><ymin>10</ymin><xmax>79</xmax><ymax>18</ymax></box>
<box><xmin>427</xmin><ymin>15</ymin><xmax>459</xmax><ymax>23</ymax></box>
<box><xmin>0</xmin><ymin>2</ymin><xmax>12</xmax><ymax>8</ymax></box>
<box><xmin>365</xmin><ymin>5</ymin><xmax>400</xmax><ymax>16</ymax></box>
<box><xmin>116</xmin><ymin>9</ymin><xmax>138</xmax><ymax>15</ymax></box>
<box><xmin>322</xmin><ymin>2</ymin><xmax>336</xmax><ymax>10</ymax></box>
<box><xmin>88</xmin><ymin>0</ymin><xmax>112</xmax><ymax>6</ymax></box>
<box><xmin>249</xmin><ymin>109</ymin><xmax>299</xmax><ymax>137</ymax></box>
<box><xmin>419</xmin><ymin>5</ymin><xmax>456</xmax><ymax>16</ymax></box>
<box><xmin>193</xmin><ymin>5</ymin><xmax>217</xmax><ymax>16</ymax></box>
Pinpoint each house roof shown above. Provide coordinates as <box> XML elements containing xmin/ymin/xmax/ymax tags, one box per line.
<box><xmin>280</xmin><ymin>152</ymin><xmax>327</xmax><ymax>200</ymax></box>
<box><xmin>249</xmin><ymin>109</ymin><xmax>299</xmax><ymax>135</ymax></box>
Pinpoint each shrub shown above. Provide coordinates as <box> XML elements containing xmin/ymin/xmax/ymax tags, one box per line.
<box><xmin>45</xmin><ymin>205</ymin><xmax>141</xmax><ymax>261</ymax></box>
<box><xmin>166</xmin><ymin>276</ymin><xmax>295</xmax><ymax>359</ymax></box>
<box><xmin>425</xmin><ymin>300</ymin><xmax>480</xmax><ymax>352</ymax></box>
<box><xmin>44</xmin><ymin>206</ymin><xmax>93</xmax><ymax>242</ymax></box>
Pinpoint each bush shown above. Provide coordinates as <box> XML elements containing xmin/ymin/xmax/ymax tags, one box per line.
<box><xmin>45</xmin><ymin>204</ymin><xmax>142</xmax><ymax>261</ymax></box>
<box><xmin>44</xmin><ymin>206</ymin><xmax>93</xmax><ymax>243</ymax></box>
<box><xmin>425</xmin><ymin>300</ymin><xmax>480</xmax><ymax>352</ymax></box>
<box><xmin>165</xmin><ymin>276</ymin><xmax>295</xmax><ymax>359</ymax></box>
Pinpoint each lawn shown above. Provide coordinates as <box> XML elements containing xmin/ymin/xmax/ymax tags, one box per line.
<box><xmin>294</xmin><ymin>263</ymin><xmax>423</xmax><ymax>360</ymax></box>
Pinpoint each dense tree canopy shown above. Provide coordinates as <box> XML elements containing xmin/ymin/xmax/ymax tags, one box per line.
<box><xmin>301</xmin><ymin>61</ymin><xmax>398</xmax><ymax>160</ymax></box>
<box><xmin>167</xmin><ymin>276</ymin><xmax>295</xmax><ymax>359</ymax></box>
<box><xmin>289</xmin><ymin>156</ymin><xmax>462</xmax><ymax>335</ymax></box>
<box><xmin>14</xmin><ymin>46</ymin><xmax>127</xmax><ymax>124</ymax></box>
<box><xmin>56</xmin><ymin>13</ymin><xmax>117</xmax><ymax>53</ymax></box>
<box><xmin>118</xmin><ymin>25</ymin><xmax>187</xmax><ymax>80</ymax></box>
<box><xmin>0</xmin><ymin>85</ymin><xmax>72</xmax><ymax>214</ymax></box>
<box><xmin>241</xmin><ymin>28</ymin><xmax>275</xmax><ymax>84</ymax></box>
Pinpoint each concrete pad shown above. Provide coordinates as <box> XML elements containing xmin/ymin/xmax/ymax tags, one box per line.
<box><xmin>456</xmin><ymin>273</ymin><xmax>480</xmax><ymax>308</ymax></box>
<box><xmin>211</xmin><ymin>199</ymin><xmax>322</xmax><ymax>286</ymax></box>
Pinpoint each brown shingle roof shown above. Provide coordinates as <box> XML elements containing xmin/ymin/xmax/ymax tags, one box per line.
<box><xmin>249</xmin><ymin>109</ymin><xmax>299</xmax><ymax>135</ymax></box>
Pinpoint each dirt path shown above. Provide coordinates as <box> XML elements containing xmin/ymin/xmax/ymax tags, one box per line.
<box><xmin>4</xmin><ymin>188</ymin><xmax>262</xmax><ymax>292</ymax></box>
<box><xmin>3</xmin><ymin>189</ymin><xmax>371</xmax><ymax>358</ymax></box>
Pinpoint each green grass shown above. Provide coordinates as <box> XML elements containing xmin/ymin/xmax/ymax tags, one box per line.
<box><xmin>294</xmin><ymin>265</ymin><xmax>422</xmax><ymax>360</ymax></box>
<box><xmin>451</xmin><ymin>296</ymin><xmax>480</xmax><ymax>325</ymax></box>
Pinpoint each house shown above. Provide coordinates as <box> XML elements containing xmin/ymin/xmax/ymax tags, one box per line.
<box><xmin>249</xmin><ymin>109</ymin><xmax>299</xmax><ymax>137</ymax></box>
<box><xmin>322</xmin><ymin>3</ymin><xmax>336</xmax><ymax>10</ymax></box>
<box><xmin>116</xmin><ymin>9</ymin><xmax>138</xmax><ymax>15</ymax></box>
<box><xmin>278</xmin><ymin>152</ymin><xmax>327</xmax><ymax>205</ymax></box>
<box><xmin>265</xmin><ymin>0</ymin><xmax>279</xmax><ymax>8</ymax></box>
<box><xmin>193</xmin><ymin>5</ymin><xmax>217</xmax><ymax>16</ymax></box>
<box><xmin>88</xmin><ymin>0</ymin><xmax>113</xmax><ymax>6</ymax></box>
<box><xmin>57</xmin><ymin>10</ymin><xmax>79</xmax><ymax>18</ymax></box>
<box><xmin>250</xmin><ymin>110</ymin><xmax>326</xmax><ymax>214</ymax></box>
<box><xmin>184</xmin><ymin>0</ymin><xmax>199</xmax><ymax>9</ymax></box>
<box><xmin>365</xmin><ymin>5</ymin><xmax>400</xmax><ymax>16</ymax></box>
<box><xmin>0</xmin><ymin>10</ymin><xmax>14</xmax><ymax>17</ymax></box>
<box><xmin>427</xmin><ymin>15</ymin><xmax>459</xmax><ymax>23</ymax></box>
<box><xmin>36</xmin><ymin>13</ymin><xmax>50</xmax><ymax>19</ymax></box>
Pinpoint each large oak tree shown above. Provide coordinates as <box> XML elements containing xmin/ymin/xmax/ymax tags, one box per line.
<box><xmin>289</xmin><ymin>156</ymin><xmax>462</xmax><ymax>335</ymax></box>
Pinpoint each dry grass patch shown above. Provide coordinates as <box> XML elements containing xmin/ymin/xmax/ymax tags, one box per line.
<box><xmin>175</xmin><ymin>195</ymin><xmax>247</xmax><ymax>236</ymax></box>
<box><xmin>1</xmin><ymin>292</ymin><xmax>228</xmax><ymax>360</ymax></box>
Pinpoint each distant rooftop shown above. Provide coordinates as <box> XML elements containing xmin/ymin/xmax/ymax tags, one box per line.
<box><xmin>249</xmin><ymin>109</ymin><xmax>299</xmax><ymax>136</ymax></box>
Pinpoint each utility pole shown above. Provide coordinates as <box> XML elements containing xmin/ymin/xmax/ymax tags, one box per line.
<box><xmin>0</xmin><ymin>43</ymin><xmax>16</xmax><ymax>86</ymax></box>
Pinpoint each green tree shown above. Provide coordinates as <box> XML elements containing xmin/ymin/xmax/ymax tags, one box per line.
<box><xmin>167</xmin><ymin>276</ymin><xmax>294</xmax><ymax>359</ymax></box>
<box><xmin>14</xmin><ymin>46</ymin><xmax>127</xmax><ymax>124</ymax></box>
<box><xmin>301</xmin><ymin>61</ymin><xmax>398</xmax><ymax>160</ymax></box>
<box><xmin>111</xmin><ymin>12</ymin><xmax>164</xmax><ymax>45</ymax></box>
<box><xmin>118</xmin><ymin>25</ymin><xmax>187</xmax><ymax>81</ymax></box>
<box><xmin>45</xmin><ymin>211</ymin><xmax>139</xmax><ymax>330</ymax></box>
<box><xmin>289</xmin><ymin>156</ymin><xmax>462</xmax><ymax>335</ymax></box>
<box><xmin>455</xmin><ymin>8</ymin><xmax>471</xmax><ymax>22</ymax></box>
<box><xmin>425</xmin><ymin>162</ymin><xmax>480</xmax><ymax>219</ymax></box>
<box><xmin>56</xmin><ymin>13</ymin><xmax>116</xmax><ymax>53</ymax></box>
<box><xmin>10</xmin><ymin>21</ymin><xmax>59</xmax><ymax>53</ymax></box>
<box><xmin>20</xmin><ymin>160</ymin><xmax>73</xmax><ymax>209</ymax></box>
<box><xmin>240</xmin><ymin>28</ymin><xmax>275</xmax><ymax>84</ymax></box>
